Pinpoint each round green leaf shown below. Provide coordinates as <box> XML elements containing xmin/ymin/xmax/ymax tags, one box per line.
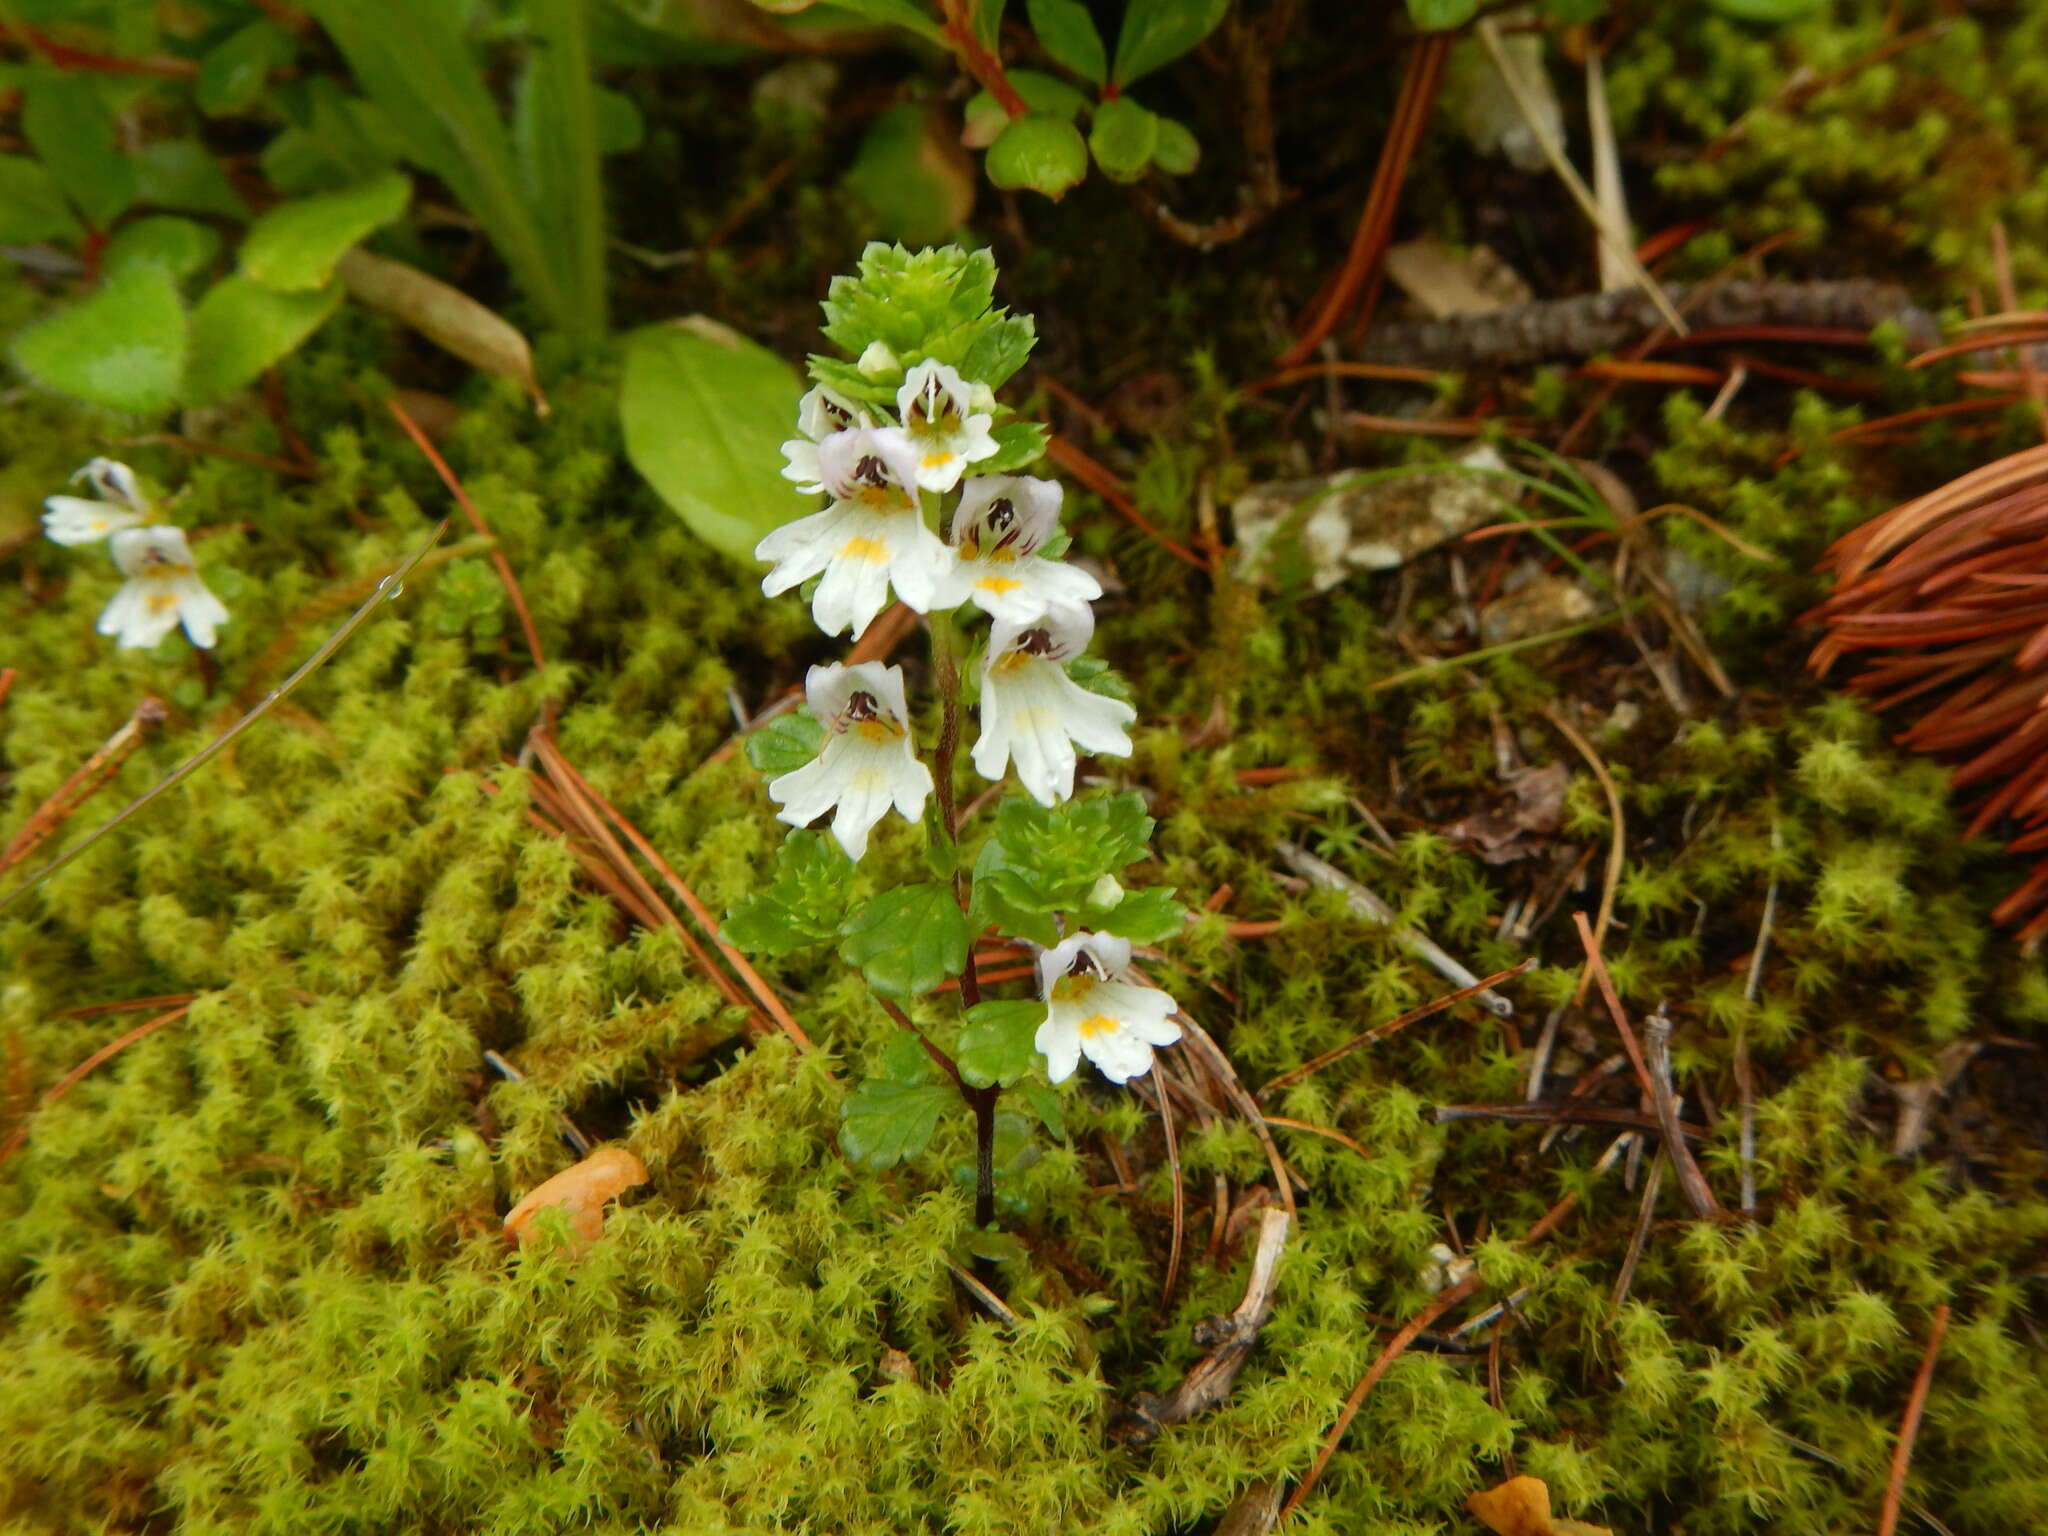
<box><xmin>103</xmin><ymin>216</ymin><xmax>222</xmax><ymax>282</ymax></box>
<box><xmin>241</xmin><ymin>172</ymin><xmax>411</xmax><ymax>292</ymax></box>
<box><xmin>962</xmin><ymin>70</ymin><xmax>1089</xmax><ymax>148</ymax></box>
<box><xmin>184</xmin><ymin>275</ymin><xmax>342</xmax><ymax>406</ymax></box>
<box><xmin>620</xmin><ymin>317</ymin><xmax>814</xmax><ymax>565</ymax></box>
<box><xmin>12</xmin><ymin>266</ymin><xmax>188</xmax><ymax>415</ymax></box>
<box><xmin>845</xmin><ymin>103</ymin><xmax>975</xmax><ymax>247</ymax></box>
<box><xmin>985</xmin><ymin>114</ymin><xmax>1088</xmax><ymax>201</ymax></box>
<box><xmin>1151</xmin><ymin>114</ymin><xmax>1200</xmax><ymax>175</ymax></box>
<box><xmin>1088</xmin><ymin>96</ymin><xmax>1159</xmax><ymax>183</ymax></box>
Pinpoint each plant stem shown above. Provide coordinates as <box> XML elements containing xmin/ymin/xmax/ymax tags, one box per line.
<box><xmin>968</xmin><ymin>1085</ymin><xmax>998</xmax><ymax>1231</ymax></box>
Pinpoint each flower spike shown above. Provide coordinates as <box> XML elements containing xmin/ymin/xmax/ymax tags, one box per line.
<box><xmin>973</xmin><ymin>604</ymin><xmax>1135</xmax><ymax>805</ymax></box>
<box><xmin>768</xmin><ymin>662</ymin><xmax>933</xmax><ymax>861</ymax></box>
<box><xmin>1033</xmin><ymin>931</ymin><xmax>1182</xmax><ymax>1084</ymax></box>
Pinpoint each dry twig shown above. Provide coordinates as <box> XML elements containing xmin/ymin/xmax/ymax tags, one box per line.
<box><xmin>1877</xmin><ymin>1305</ymin><xmax>1951</xmax><ymax>1536</ymax></box>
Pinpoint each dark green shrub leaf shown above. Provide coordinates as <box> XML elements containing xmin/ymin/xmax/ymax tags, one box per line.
<box><xmin>197</xmin><ymin>20</ymin><xmax>289</xmax><ymax>116</ymax></box>
<box><xmin>839</xmin><ymin>1076</ymin><xmax>952</xmax><ymax>1168</ymax></box>
<box><xmin>0</xmin><ymin>155</ymin><xmax>83</xmax><ymax>244</ymax></box>
<box><xmin>23</xmin><ymin>77</ymin><xmax>136</xmax><ymax>228</ymax></box>
<box><xmin>985</xmin><ymin>115</ymin><xmax>1088</xmax><ymax>201</ymax></box>
<box><xmin>135</xmin><ymin>141</ymin><xmax>247</xmax><ymax>219</ymax></box>
<box><xmin>621</xmin><ymin>317</ymin><xmax>814</xmax><ymax>564</ymax></box>
<box><xmin>1026</xmin><ymin>0</ymin><xmax>1107</xmax><ymax>82</ymax></box>
<box><xmin>185</xmin><ymin>275</ymin><xmax>344</xmax><ymax>406</ymax></box>
<box><xmin>839</xmin><ymin>884</ymin><xmax>969</xmax><ymax>997</ymax></box>
<box><xmin>13</xmin><ymin>266</ymin><xmax>187</xmax><ymax>415</ymax></box>
<box><xmin>1111</xmin><ymin>0</ymin><xmax>1228</xmax><ymax>86</ymax></box>
<box><xmin>1088</xmin><ymin>97</ymin><xmax>1159</xmax><ymax>183</ymax></box>
<box><xmin>957</xmin><ymin>1000</ymin><xmax>1046</xmax><ymax>1088</ymax></box>
<box><xmin>1151</xmin><ymin>114</ymin><xmax>1200</xmax><ymax>175</ymax></box>
<box><xmin>722</xmin><ymin>831</ymin><xmax>855</xmax><ymax>956</ymax></box>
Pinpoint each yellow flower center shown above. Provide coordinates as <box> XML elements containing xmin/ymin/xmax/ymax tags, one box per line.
<box><xmin>976</xmin><ymin>576</ymin><xmax>1022</xmax><ymax>596</ymax></box>
<box><xmin>1077</xmin><ymin>1013</ymin><xmax>1119</xmax><ymax>1039</ymax></box>
<box><xmin>838</xmin><ymin>536</ymin><xmax>890</xmax><ymax>563</ymax></box>
<box><xmin>1052</xmin><ymin>975</ymin><xmax>1095</xmax><ymax>1005</ymax></box>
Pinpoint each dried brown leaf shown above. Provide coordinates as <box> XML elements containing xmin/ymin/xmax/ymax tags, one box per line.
<box><xmin>336</xmin><ymin>248</ymin><xmax>547</xmax><ymax>413</ymax></box>
<box><xmin>1467</xmin><ymin>1475</ymin><xmax>1612</xmax><ymax>1536</ymax></box>
<box><xmin>502</xmin><ymin>1145</ymin><xmax>649</xmax><ymax>1256</ymax></box>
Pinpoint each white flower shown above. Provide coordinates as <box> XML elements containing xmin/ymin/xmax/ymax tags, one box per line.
<box><xmin>43</xmin><ymin>457</ymin><xmax>148</xmax><ymax>545</ymax></box>
<box><xmin>780</xmin><ymin>385</ymin><xmax>865</xmax><ymax>495</ymax></box>
<box><xmin>757</xmin><ymin>425</ymin><xmax>950</xmax><ymax>637</ymax></box>
<box><xmin>929</xmin><ymin>475</ymin><xmax>1103</xmax><ymax>625</ymax></box>
<box><xmin>897</xmin><ymin>361</ymin><xmax>997</xmax><ymax>493</ymax></box>
<box><xmin>98</xmin><ymin>526</ymin><xmax>229</xmax><ymax>650</ymax></box>
<box><xmin>973</xmin><ymin>604</ymin><xmax>1135</xmax><ymax>805</ymax></box>
<box><xmin>1033</xmin><ymin>931</ymin><xmax>1181</xmax><ymax>1085</ymax></box>
<box><xmin>768</xmin><ymin>662</ymin><xmax>932</xmax><ymax>861</ymax></box>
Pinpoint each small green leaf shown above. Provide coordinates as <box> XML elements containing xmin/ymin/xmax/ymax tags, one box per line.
<box><xmin>721</xmin><ymin>831</ymin><xmax>856</xmax><ymax>957</ymax></box>
<box><xmin>974</xmin><ymin>418</ymin><xmax>1051</xmax><ymax>475</ymax></box>
<box><xmin>984</xmin><ymin>115</ymin><xmax>1088</xmax><ymax>201</ymax></box>
<box><xmin>1088</xmin><ymin>96</ymin><xmax>1159</xmax><ymax>183</ymax></box>
<box><xmin>23</xmin><ymin>77</ymin><xmax>136</xmax><ymax>228</ymax></box>
<box><xmin>1085</xmin><ymin>884</ymin><xmax>1185</xmax><ymax>944</ymax></box>
<box><xmin>745</xmin><ymin>709</ymin><xmax>825</xmax><ymax>776</ymax></box>
<box><xmin>839</xmin><ymin>1076</ymin><xmax>953</xmax><ymax>1168</ymax></box>
<box><xmin>1066</xmin><ymin>655</ymin><xmax>1135</xmax><ymax>703</ymax></box>
<box><xmin>1703</xmin><ymin>0</ymin><xmax>1825</xmax><ymax>17</ymax></box>
<box><xmin>1111</xmin><ymin>0</ymin><xmax>1229</xmax><ymax>86</ymax></box>
<box><xmin>0</xmin><ymin>155</ymin><xmax>83</xmax><ymax>244</ymax></box>
<box><xmin>956</xmin><ymin>317</ymin><xmax>1038</xmax><ymax>393</ymax></box>
<box><xmin>184</xmin><ymin>275</ymin><xmax>342</xmax><ymax>406</ymax></box>
<box><xmin>621</xmin><ymin>317</ymin><xmax>816</xmax><ymax>564</ymax></box>
<box><xmin>135</xmin><ymin>141</ymin><xmax>247</xmax><ymax>219</ymax></box>
<box><xmin>1021</xmin><ymin>1081</ymin><xmax>1066</xmax><ymax>1140</ymax></box>
<box><xmin>197</xmin><ymin>20</ymin><xmax>288</xmax><ymax>116</ymax></box>
<box><xmin>967</xmin><ymin>844</ymin><xmax>1063</xmax><ymax>948</ymax></box>
<box><xmin>241</xmin><ymin>172</ymin><xmax>411</xmax><ymax>291</ymax></box>
<box><xmin>960</xmin><ymin>1226</ymin><xmax>1030</xmax><ymax>1263</ymax></box>
<box><xmin>593</xmin><ymin>86</ymin><xmax>646</xmax><ymax>155</ymax></box>
<box><xmin>839</xmin><ymin>884</ymin><xmax>969</xmax><ymax>997</ymax></box>
<box><xmin>1405</xmin><ymin>0</ymin><xmax>1479</xmax><ymax>26</ymax></box>
<box><xmin>103</xmin><ymin>216</ymin><xmax>221</xmax><ymax>282</ymax></box>
<box><xmin>813</xmin><ymin>0</ymin><xmax>945</xmax><ymax>41</ymax></box>
<box><xmin>13</xmin><ymin>266</ymin><xmax>188</xmax><ymax>415</ymax></box>
<box><xmin>963</xmin><ymin>71</ymin><xmax>1089</xmax><ymax>148</ymax></box>
<box><xmin>957</xmin><ymin>999</ymin><xmax>1046</xmax><ymax>1088</ymax></box>
<box><xmin>1151</xmin><ymin>114</ymin><xmax>1200</xmax><ymax>175</ymax></box>
<box><xmin>991</xmin><ymin>791</ymin><xmax>1155</xmax><ymax>907</ymax></box>
<box><xmin>1026</xmin><ymin>0</ymin><xmax>1107</xmax><ymax>82</ymax></box>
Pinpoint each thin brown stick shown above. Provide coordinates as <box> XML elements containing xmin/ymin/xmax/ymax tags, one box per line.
<box><xmin>385</xmin><ymin>397</ymin><xmax>548</xmax><ymax>679</ymax></box>
<box><xmin>1543</xmin><ymin>706</ymin><xmax>1624</xmax><ymax>1002</ymax></box>
<box><xmin>1608</xmin><ymin>1151</ymin><xmax>1665</xmax><ymax>1311</ymax></box>
<box><xmin>1278</xmin><ymin>1272</ymin><xmax>1483</xmax><ymax>1520</ymax></box>
<box><xmin>0</xmin><ymin>1004</ymin><xmax>191</xmax><ymax>1171</ymax></box>
<box><xmin>1044</xmin><ymin>434</ymin><xmax>1207</xmax><ymax>572</ymax></box>
<box><xmin>1153</xmin><ymin>1070</ymin><xmax>1185</xmax><ymax>1311</ymax></box>
<box><xmin>1262</xmin><ymin>1114</ymin><xmax>1373</xmax><ymax>1161</ymax></box>
<box><xmin>55</xmin><ymin>992</ymin><xmax>200</xmax><ymax>1020</ymax></box>
<box><xmin>1876</xmin><ymin>1305</ymin><xmax>1951</xmax><ymax>1536</ymax></box>
<box><xmin>529</xmin><ymin>733</ymin><xmax>814</xmax><ymax>1052</ymax></box>
<box><xmin>1434</xmin><ymin>1101</ymin><xmax>1706</xmax><ymax>1140</ymax></box>
<box><xmin>0</xmin><ymin>697</ymin><xmax>166</xmax><ymax>878</ymax></box>
<box><xmin>1259</xmin><ymin>960</ymin><xmax>1534</xmax><ymax>1100</ymax></box>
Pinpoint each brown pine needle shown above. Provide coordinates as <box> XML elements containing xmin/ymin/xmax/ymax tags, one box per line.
<box><xmin>0</xmin><ymin>696</ymin><xmax>166</xmax><ymax>879</ymax></box>
<box><xmin>0</xmin><ymin>1003</ymin><xmax>192</xmax><ymax>1171</ymax></box>
<box><xmin>1259</xmin><ymin>960</ymin><xmax>1535</xmax><ymax>1100</ymax></box>
<box><xmin>1876</xmin><ymin>1304</ymin><xmax>1951</xmax><ymax>1536</ymax></box>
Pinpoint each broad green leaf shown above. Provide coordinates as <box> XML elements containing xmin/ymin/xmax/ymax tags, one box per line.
<box><xmin>135</xmin><ymin>141</ymin><xmax>247</xmax><ymax>219</ymax></box>
<box><xmin>973</xmin><ymin>418</ymin><xmax>1050</xmax><ymax>475</ymax></box>
<box><xmin>1405</xmin><ymin>0</ymin><xmax>1479</xmax><ymax>26</ymax></box>
<box><xmin>620</xmin><ymin>317</ymin><xmax>814</xmax><ymax>565</ymax></box>
<box><xmin>13</xmin><ymin>266</ymin><xmax>188</xmax><ymax>415</ymax></box>
<box><xmin>0</xmin><ymin>155</ymin><xmax>83</xmax><ymax>243</ymax></box>
<box><xmin>183</xmin><ymin>275</ymin><xmax>342</xmax><ymax>405</ymax></box>
<box><xmin>103</xmin><ymin>216</ymin><xmax>220</xmax><ymax>282</ymax></box>
<box><xmin>241</xmin><ymin>172</ymin><xmax>411</xmax><ymax>292</ymax></box>
<box><xmin>1151</xmin><ymin>114</ymin><xmax>1200</xmax><ymax>175</ymax></box>
<box><xmin>813</xmin><ymin>0</ymin><xmax>945</xmax><ymax>41</ymax></box>
<box><xmin>1111</xmin><ymin>0</ymin><xmax>1228</xmax><ymax>86</ymax></box>
<box><xmin>839</xmin><ymin>1074</ymin><xmax>952</xmax><ymax>1168</ymax></box>
<box><xmin>23</xmin><ymin>77</ymin><xmax>136</xmax><ymax>228</ymax></box>
<box><xmin>845</xmin><ymin>103</ymin><xmax>975</xmax><ymax>247</ymax></box>
<box><xmin>957</xmin><ymin>999</ymin><xmax>1046</xmax><ymax>1088</ymax></box>
<box><xmin>1026</xmin><ymin>0</ymin><xmax>1106</xmax><ymax>82</ymax></box>
<box><xmin>1089</xmin><ymin>97</ymin><xmax>1158</xmax><ymax>181</ymax></box>
<box><xmin>839</xmin><ymin>883</ymin><xmax>968</xmax><ymax>997</ymax></box>
<box><xmin>744</xmin><ymin>709</ymin><xmax>826</xmax><ymax>776</ymax></box>
<box><xmin>1084</xmin><ymin>884</ymin><xmax>1184</xmax><ymax>943</ymax></box>
<box><xmin>197</xmin><ymin>20</ymin><xmax>289</xmax><ymax>115</ymax></box>
<box><xmin>721</xmin><ymin>831</ymin><xmax>855</xmax><ymax>956</ymax></box>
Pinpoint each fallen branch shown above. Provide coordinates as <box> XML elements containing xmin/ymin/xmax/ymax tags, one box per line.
<box><xmin>1113</xmin><ymin>1207</ymin><xmax>1291</xmax><ymax>1445</ymax></box>
<box><xmin>1359</xmin><ymin>280</ymin><xmax>1938</xmax><ymax>370</ymax></box>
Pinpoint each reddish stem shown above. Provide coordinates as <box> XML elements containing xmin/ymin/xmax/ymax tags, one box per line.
<box><xmin>938</xmin><ymin>0</ymin><xmax>1027</xmax><ymax>119</ymax></box>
